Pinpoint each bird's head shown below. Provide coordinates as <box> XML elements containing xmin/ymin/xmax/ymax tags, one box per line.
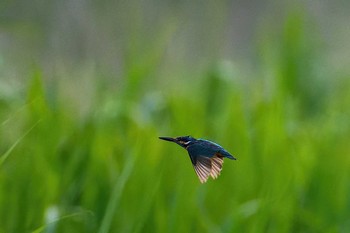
<box><xmin>159</xmin><ymin>135</ymin><xmax>196</xmax><ymax>148</ymax></box>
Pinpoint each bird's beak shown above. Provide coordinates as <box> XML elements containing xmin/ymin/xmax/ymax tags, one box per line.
<box><xmin>159</xmin><ymin>136</ymin><xmax>177</xmax><ymax>142</ymax></box>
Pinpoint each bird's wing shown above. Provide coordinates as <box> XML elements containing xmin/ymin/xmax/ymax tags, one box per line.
<box><xmin>192</xmin><ymin>156</ymin><xmax>212</xmax><ymax>183</ymax></box>
<box><xmin>210</xmin><ymin>154</ymin><xmax>224</xmax><ymax>179</ymax></box>
<box><xmin>190</xmin><ymin>154</ymin><xmax>225</xmax><ymax>183</ymax></box>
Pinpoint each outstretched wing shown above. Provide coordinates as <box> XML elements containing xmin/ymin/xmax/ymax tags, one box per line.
<box><xmin>190</xmin><ymin>154</ymin><xmax>225</xmax><ymax>183</ymax></box>
<box><xmin>210</xmin><ymin>155</ymin><xmax>224</xmax><ymax>179</ymax></box>
<box><xmin>192</xmin><ymin>156</ymin><xmax>212</xmax><ymax>183</ymax></box>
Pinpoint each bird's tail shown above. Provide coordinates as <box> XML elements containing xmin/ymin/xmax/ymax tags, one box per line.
<box><xmin>221</xmin><ymin>150</ymin><xmax>237</xmax><ymax>160</ymax></box>
<box><xmin>226</xmin><ymin>154</ymin><xmax>237</xmax><ymax>160</ymax></box>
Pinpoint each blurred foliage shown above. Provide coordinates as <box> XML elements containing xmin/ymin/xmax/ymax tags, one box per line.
<box><xmin>1</xmin><ymin>1</ymin><xmax>350</xmax><ymax>233</ymax></box>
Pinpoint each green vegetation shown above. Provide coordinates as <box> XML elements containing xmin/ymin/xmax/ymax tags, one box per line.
<box><xmin>1</xmin><ymin>3</ymin><xmax>350</xmax><ymax>233</ymax></box>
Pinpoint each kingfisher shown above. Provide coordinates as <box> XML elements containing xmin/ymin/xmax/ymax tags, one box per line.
<box><xmin>159</xmin><ymin>136</ymin><xmax>236</xmax><ymax>183</ymax></box>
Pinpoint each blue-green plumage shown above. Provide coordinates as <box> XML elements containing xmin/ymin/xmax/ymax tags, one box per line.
<box><xmin>159</xmin><ymin>136</ymin><xmax>236</xmax><ymax>183</ymax></box>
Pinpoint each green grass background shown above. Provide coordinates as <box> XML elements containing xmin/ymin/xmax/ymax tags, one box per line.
<box><xmin>1</xmin><ymin>1</ymin><xmax>350</xmax><ymax>233</ymax></box>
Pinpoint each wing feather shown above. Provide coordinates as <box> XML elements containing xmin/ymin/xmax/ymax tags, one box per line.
<box><xmin>191</xmin><ymin>154</ymin><xmax>226</xmax><ymax>183</ymax></box>
<box><xmin>193</xmin><ymin>156</ymin><xmax>211</xmax><ymax>183</ymax></box>
<box><xmin>210</xmin><ymin>156</ymin><xmax>224</xmax><ymax>179</ymax></box>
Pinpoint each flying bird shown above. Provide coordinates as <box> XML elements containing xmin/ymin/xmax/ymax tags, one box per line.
<box><xmin>159</xmin><ymin>136</ymin><xmax>236</xmax><ymax>183</ymax></box>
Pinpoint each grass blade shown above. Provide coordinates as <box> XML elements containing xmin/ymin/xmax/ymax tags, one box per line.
<box><xmin>0</xmin><ymin>119</ymin><xmax>42</xmax><ymax>166</ymax></box>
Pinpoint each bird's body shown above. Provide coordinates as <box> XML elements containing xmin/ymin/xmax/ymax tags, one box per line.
<box><xmin>159</xmin><ymin>136</ymin><xmax>236</xmax><ymax>183</ymax></box>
